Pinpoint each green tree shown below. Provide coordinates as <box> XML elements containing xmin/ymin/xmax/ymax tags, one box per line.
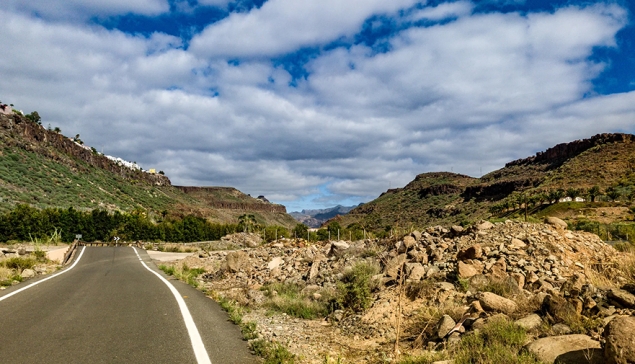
<box><xmin>26</xmin><ymin>111</ymin><xmax>41</xmax><ymax>125</ymax></box>
<box><xmin>606</xmin><ymin>187</ymin><xmax>621</xmax><ymax>202</ymax></box>
<box><xmin>588</xmin><ymin>185</ymin><xmax>602</xmax><ymax>202</ymax></box>
<box><xmin>292</xmin><ymin>223</ymin><xmax>308</xmax><ymax>239</ymax></box>
<box><xmin>566</xmin><ymin>188</ymin><xmax>581</xmax><ymax>201</ymax></box>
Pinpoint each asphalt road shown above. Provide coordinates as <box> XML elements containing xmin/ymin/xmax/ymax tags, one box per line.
<box><xmin>0</xmin><ymin>247</ymin><xmax>258</xmax><ymax>364</ymax></box>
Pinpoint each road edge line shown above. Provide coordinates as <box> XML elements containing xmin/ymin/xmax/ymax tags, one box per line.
<box><xmin>0</xmin><ymin>246</ymin><xmax>86</xmax><ymax>302</ymax></box>
<box><xmin>132</xmin><ymin>247</ymin><xmax>212</xmax><ymax>364</ymax></box>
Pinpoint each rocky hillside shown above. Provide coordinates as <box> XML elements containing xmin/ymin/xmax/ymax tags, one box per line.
<box><xmin>340</xmin><ymin>133</ymin><xmax>635</xmax><ymax>231</ymax></box>
<box><xmin>164</xmin><ymin>219</ymin><xmax>635</xmax><ymax>363</ymax></box>
<box><xmin>0</xmin><ymin>112</ymin><xmax>296</xmax><ymax>227</ymax></box>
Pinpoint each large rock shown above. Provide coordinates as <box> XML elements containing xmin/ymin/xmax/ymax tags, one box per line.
<box><xmin>403</xmin><ymin>235</ymin><xmax>416</xmax><ymax>249</ymax></box>
<box><xmin>267</xmin><ymin>257</ymin><xmax>283</xmax><ymax>270</ymax></box>
<box><xmin>545</xmin><ymin>216</ymin><xmax>568</xmax><ymax>229</ymax></box>
<box><xmin>436</xmin><ymin>314</ymin><xmax>456</xmax><ymax>338</ymax></box>
<box><xmin>225</xmin><ymin>251</ymin><xmax>250</xmax><ymax>273</ymax></box>
<box><xmin>603</xmin><ymin>315</ymin><xmax>635</xmax><ymax>364</ymax></box>
<box><xmin>21</xmin><ymin>269</ymin><xmax>36</xmax><ymax>278</ymax></box>
<box><xmin>406</xmin><ymin>263</ymin><xmax>426</xmax><ymax>281</ymax></box>
<box><xmin>329</xmin><ymin>241</ymin><xmax>350</xmax><ymax>256</ymax></box>
<box><xmin>515</xmin><ymin>314</ymin><xmax>542</xmax><ymax>331</ymax></box>
<box><xmin>526</xmin><ymin>335</ymin><xmax>602</xmax><ymax>364</ymax></box>
<box><xmin>476</xmin><ymin>221</ymin><xmax>494</xmax><ymax>231</ymax></box>
<box><xmin>384</xmin><ymin>254</ymin><xmax>407</xmax><ymax>280</ymax></box>
<box><xmin>457</xmin><ymin>244</ymin><xmax>482</xmax><ymax>260</ymax></box>
<box><xmin>458</xmin><ymin>261</ymin><xmax>480</xmax><ymax>279</ymax></box>
<box><xmin>478</xmin><ymin>292</ymin><xmax>518</xmax><ymax>314</ymax></box>
<box><xmin>608</xmin><ymin>289</ymin><xmax>635</xmax><ymax>308</ymax></box>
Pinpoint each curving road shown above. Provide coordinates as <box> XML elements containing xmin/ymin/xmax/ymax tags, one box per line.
<box><xmin>0</xmin><ymin>247</ymin><xmax>258</xmax><ymax>364</ymax></box>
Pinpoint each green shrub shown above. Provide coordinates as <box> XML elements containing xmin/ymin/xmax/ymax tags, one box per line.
<box><xmin>250</xmin><ymin>339</ymin><xmax>295</xmax><ymax>364</ymax></box>
<box><xmin>453</xmin><ymin>318</ymin><xmax>541</xmax><ymax>364</ymax></box>
<box><xmin>262</xmin><ymin>282</ymin><xmax>330</xmax><ymax>319</ymax></box>
<box><xmin>336</xmin><ymin>262</ymin><xmax>379</xmax><ymax>312</ymax></box>
<box><xmin>3</xmin><ymin>257</ymin><xmax>36</xmax><ymax>271</ymax></box>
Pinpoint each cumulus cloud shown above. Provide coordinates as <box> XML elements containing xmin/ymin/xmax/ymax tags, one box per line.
<box><xmin>189</xmin><ymin>0</ymin><xmax>419</xmax><ymax>58</ymax></box>
<box><xmin>410</xmin><ymin>1</ymin><xmax>474</xmax><ymax>21</ymax></box>
<box><xmin>0</xmin><ymin>2</ymin><xmax>634</xmax><ymax>211</ymax></box>
<box><xmin>2</xmin><ymin>0</ymin><xmax>168</xmax><ymax>21</ymax></box>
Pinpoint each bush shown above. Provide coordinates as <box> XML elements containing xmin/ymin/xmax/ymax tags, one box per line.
<box><xmin>336</xmin><ymin>262</ymin><xmax>379</xmax><ymax>312</ymax></box>
<box><xmin>453</xmin><ymin>318</ymin><xmax>541</xmax><ymax>364</ymax></box>
<box><xmin>3</xmin><ymin>257</ymin><xmax>36</xmax><ymax>271</ymax></box>
<box><xmin>262</xmin><ymin>282</ymin><xmax>330</xmax><ymax>319</ymax></box>
<box><xmin>250</xmin><ymin>340</ymin><xmax>295</xmax><ymax>364</ymax></box>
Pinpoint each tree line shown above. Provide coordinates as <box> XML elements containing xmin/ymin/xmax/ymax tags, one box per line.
<box><xmin>0</xmin><ymin>205</ymin><xmax>240</xmax><ymax>243</ymax></box>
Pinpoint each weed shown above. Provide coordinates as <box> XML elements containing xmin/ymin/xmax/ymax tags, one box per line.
<box><xmin>398</xmin><ymin>351</ymin><xmax>447</xmax><ymax>364</ymax></box>
<box><xmin>250</xmin><ymin>339</ymin><xmax>295</xmax><ymax>364</ymax></box>
<box><xmin>262</xmin><ymin>282</ymin><xmax>331</xmax><ymax>319</ymax></box>
<box><xmin>452</xmin><ymin>317</ymin><xmax>541</xmax><ymax>364</ymax></box>
<box><xmin>2</xmin><ymin>256</ymin><xmax>36</xmax><ymax>271</ymax></box>
<box><xmin>336</xmin><ymin>262</ymin><xmax>379</xmax><ymax>312</ymax></box>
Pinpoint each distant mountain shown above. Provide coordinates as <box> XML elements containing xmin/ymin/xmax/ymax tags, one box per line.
<box><xmin>291</xmin><ymin>205</ymin><xmax>360</xmax><ymax>228</ymax></box>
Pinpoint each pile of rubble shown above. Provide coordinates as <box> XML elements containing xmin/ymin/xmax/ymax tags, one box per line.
<box><xmin>179</xmin><ymin>219</ymin><xmax>635</xmax><ymax>363</ymax></box>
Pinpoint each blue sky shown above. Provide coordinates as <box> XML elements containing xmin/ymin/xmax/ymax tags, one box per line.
<box><xmin>1</xmin><ymin>0</ymin><xmax>635</xmax><ymax>212</ymax></box>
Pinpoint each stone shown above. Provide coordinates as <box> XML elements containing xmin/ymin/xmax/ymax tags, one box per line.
<box><xmin>268</xmin><ymin>257</ymin><xmax>283</xmax><ymax>270</ymax></box>
<box><xmin>468</xmin><ymin>274</ymin><xmax>490</xmax><ymax>291</ymax></box>
<box><xmin>608</xmin><ymin>289</ymin><xmax>635</xmax><ymax>308</ymax></box>
<box><xmin>457</xmin><ymin>244</ymin><xmax>482</xmax><ymax>260</ymax></box>
<box><xmin>436</xmin><ymin>314</ymin><xmax>456</xmax><ymax>338</ymax></box>
<box><xmin>329</xmin><ymin>241</ymin><xmax>350</xmax><ymax>256</ymax></box>
<box><xmin>515</xmin><ymin>314</ymin><xmax>542</xmax><ymax>331</ymax></box>
<box><xmin>411</xmin><ymin>230</ymin><xmax>422</xmax><ymax>241</ymax></box>
<box><xmin>488</xmin><ymin>258</ymin><xmax>508</xmax><ymax>280</ymax></box>
<box><xmin>478</xmin><ymin>292</ymin><xmax>518</xmax><ymax>314</ymax></box>
<box><xmin>511</xmin><ymin>272</ymin><xmax>526</xmax><ymax>290</ymax></box>
<box><xmin>384</xmin><ymin>254</ymin><xmax>407</xmax><ymax>279</ymax></box>
<box><xmin>17</xmin><ymin>247</ymin><xmax>27</xmax><ymax>255</ymax></box>
<box><xmin>526</xmin><ymin>335</ymin><xmax>601</xmax><ymax>364</ymax></box>
<box><xmin>225</xmin><ymin>251</ymin><xmax>249</xmax><ymax>273</ymax></box>
<box><xmin>545</xmin><ymin>217</ymin><xmax>568</xmax><ymax>229</ymax></box>
<box><xmin>403</xmin><ymin>236</ymin><xmax>416</xmax><ymax>249</ymax></box>
<box><xmin>509</xmin><ymin>238</ymin><xmax>527</xmax><ymax>249</ymax></box>
<box><xmin>451</xmin><ymin>225</ymin><xmax>464</xmax><ymax>235</ymax></box>
<box><xmin>21</xmin><ymin>269</ymin><xmax>35</xmax><ymax>278</ymax></box>
<box><xmin>552</xmin><ymin>323</ymin><xmax>572</xmax><ymax>335</ymax></box>
<box><xmin>458</xmin><ymin>261</ymin><xmax>480</xmax><ymax>279</ymax></box>
<box><xmin>603</xmin><ymin>315</ymin><xmax>635</xmax><ymax>364</ymax></box>
<box><xmin>476</xmin><ymin>221</ymin><xmax>494</xmax><ymax>231</ymax></box>
<box><xmin>426</xmin><ymin>265</ymin><xmax>440</xmax><ymax>278</ymax></box>
<box><xmin>407</xmin><ymin>263</ymin><xmax>426</xmax><ymax>281</ymax></box>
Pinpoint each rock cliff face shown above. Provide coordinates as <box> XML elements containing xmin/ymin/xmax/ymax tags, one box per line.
<box><xmin>175</xmin><ymin>186</ymin><xmax>287</xmax><ymax>213</ymax></box>
<box><xmin>0</xmin><ymin>113</ymin><xmax>170</xmax><ymax>186</ymax></box>
<box><xmin>506</xmin><ymin>133</ymin><xmax>635</xmax><ymax>168</ymax></box>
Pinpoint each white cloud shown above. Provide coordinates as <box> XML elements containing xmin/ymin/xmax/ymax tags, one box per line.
<box><xmin>410</xmin><ymin>1</ymin><xmax>474</xmax><ymax>21</ymax></box>
<box><xmin>189</xmin><ymin>0</ymin><xmax>420</xmax><ymax>58</ymax></box>
<box><xmin>2</xmin><ymin>0</ymin><xmax>168</xmax><ymax>21</ymax></box>
<box><xmin>0</xmin><ymin>3</ymin><xmax>634</xmax><ymax>211</ymax></box>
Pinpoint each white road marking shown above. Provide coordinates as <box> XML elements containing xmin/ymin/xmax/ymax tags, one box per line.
<box><xmin>0</xmin><ymin>246</ymin><xmax>86</xmax><ymax>302</ymax></box>
<box><xmin>133</xmin><ymin>247</ymin><xmax>212</xmax><ymax>364</ymax></box>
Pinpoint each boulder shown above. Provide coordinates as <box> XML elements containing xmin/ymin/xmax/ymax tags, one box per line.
<box><xmin>515</xmin><ymin>314</ymin><xmax>542</xmax><ymax>331</ymax></box>
<box><xmin>608</xmin><ymin>289</ymin><xmax>635</xmax><ymax>308</ymax></box>
<box><xmin>225</xmin><ymin>251</ymin><xmax>249</xmax><ymax>273</ymax></box>
<box><xmin>451</xmin><ymin>225</ymin><xmax>464</xmax><ymax>235</ymax></box>
<box><xmin>457</xmin><ymin>244</ymin><xmax>482</xmax><ymax>260</ymax></box>
<box><xmin>403</xmin><ymin>236</ymin><xmax>416</xmax><ymax>249</ymax></box>
<box><xmin>478</xmin><ymin>292</ymin><xmax>518</xmax><ymax>314</ymax></box>
<box><xmin>411</xmin><ymin>230</ymin><xmax>422</xmax><ymax>241</ymax></box>
<box><xmin>21</xmin><ymin>269</ymin><xmax>35</xmax><ymax>278</ymax></box>
<box><xmin>509</xmin><ymin>238</ymin><xmax>527</xmax><ymax>249</ymax></box>
<box><xmin>545</xmin><ymin>217</ymin><xmax>568</xmax><ymax>229</ymax></box>
<box><xmin>267</xmin><ymin>257</ymin><xmax>283</xmax><ymax>270</ymax></box>
<box><xmin>476</xmin><ymin>221</ymin><xmax>494</xmax><ymax>231</ymax></box>
<box><xmin>436</xmin><ymin>315</ymin><xmax>456</xmax><ymax>338</ymax></box>
<box><xmin>458</xmin><ymin>261</ymin><xmax>480</xmax><ymax>279</ymax></box>
<box><xmin>603</xmin><ymin>315</ymin><xmax>635</xmax><ymax>364</ymax></box>
<box><xmin>384</xmin><ymin>254</ymin><xmax>407</xmax><ymax>280</ymax></box>
<box><xmin>329</xmin><ymin>241</ymin><xmax>350</xmax><ymax>256</ymax></box>
<box><xmin>407</xmin><ymin>263</ymin><xmax>426</xmax><ymax>281</ymax></box>
<box><xmin>526</xmin><ymin>335</ymin><xmax>602</xmax><ymax>364</ymax></box>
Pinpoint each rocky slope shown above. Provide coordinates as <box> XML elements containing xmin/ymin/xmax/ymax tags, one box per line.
<box><xmin>163</xmin><ymin>219</ymin><xmax>635</xmax><ymax>363</ymax></box>
<box><xmin>0</xmin><ymin>112</ymin><xmax>296</xmax><ymax>227</ymax></box>
<box><xmin>340</xmin><ymin>133</ymin><xmax>635</xmax><ymax>231</ymax></box>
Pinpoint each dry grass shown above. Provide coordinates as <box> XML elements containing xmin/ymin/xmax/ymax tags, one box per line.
<box><xmin>585</xmin><ymin>251</ymin><xmax>635</xmax><ymax>289</ymax></box>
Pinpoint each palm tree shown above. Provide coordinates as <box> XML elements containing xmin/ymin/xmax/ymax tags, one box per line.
<box><xmin>588</xmin><ymin>186</ymin><xmax>602</xmax><ymax>202</ymax></box>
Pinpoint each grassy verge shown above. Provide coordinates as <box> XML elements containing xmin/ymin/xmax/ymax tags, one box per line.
<box><xmin>158</xmin><ymin>263</ymin><xmax>205</xmax><ymax>288</ymax></box>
